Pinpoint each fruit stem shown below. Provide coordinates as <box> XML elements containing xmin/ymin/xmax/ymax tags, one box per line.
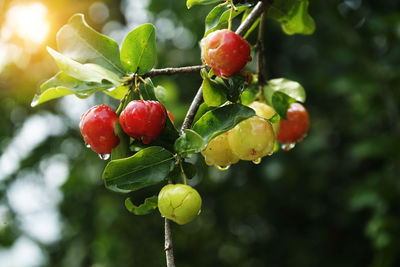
<box><xmin>257</xmin><ymin>11</ymin><xmax>267</xmax><ymax>89</ymax></box>
<box><xmin>228</xmin><ymin>0</ymin><xmax>234</xmax><ymax>31</ymax></box>
<box><xmin>179</xmin><ymin>161</ymin><xmax>187</xmax><ymax>185</ymax></box>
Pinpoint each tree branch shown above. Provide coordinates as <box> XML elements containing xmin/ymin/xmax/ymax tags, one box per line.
<box><xmin>236</xmin><ymin>1</ymin><xmax>268</xmax><ymax>37</ymax></box>
<box><xmin>163</xmin><ymin>2</ymin><xmax>271</xmax><ymax>267</ymax></box>
<box><xmin>143</xmin><ymin>65</ymin><xmax>205</xmax><ymax>78</ymax></box>
<box><xmin>257</xmin><ymin>11</ymin><xmax>267</xmax><ymax>88</ymax></box>
<box><xmin>164</xmin><ymin>218</ymin><xmax>175</xmax><ymax>267</ymax></box>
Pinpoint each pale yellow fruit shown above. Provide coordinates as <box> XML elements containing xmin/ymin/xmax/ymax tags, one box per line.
<box><xmin>201</xmin><ymin>132</ymin><xmax>239</xmax><ymax>167</ymax></box>
<box><xmin>158</xmin><ymin>184</ymin><xmax>202</xmax><ymax>225</ymax></box>
<box><xmin>248</xmin><ymin>101</ymin><xmax>280</xmax><ymax>136</ymax></box>
<box><xmin>228</xmin><ymin>117</ymin><xmax>275</xmax><ymax>161</ymax></box>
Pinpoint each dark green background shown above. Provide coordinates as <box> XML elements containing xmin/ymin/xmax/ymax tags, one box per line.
<box><xmin>1</xmin><ymin>0</ymin><xmax>400</xmax><ymax>266</ymax></box>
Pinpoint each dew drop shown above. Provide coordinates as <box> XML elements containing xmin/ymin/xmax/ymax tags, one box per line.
<box><xmin>216</xmin><ymin>165</ymin><xmax>230</xmax><ymax>171</ymax></box>
<box><xmin>85</xmin><ymin>142</ymin><xmax>91</xmax><ymax>148</ymax></box>
<box><xmin>98</xmin><ymin>153</ymin><xmax>110</xmax><ymax>160</ymax></box>
<box><xmin>281</xmin><ymin>143</ymin><xmax>296</xmax><ymax>151</ymax></box>
<box><xmin>252</xmin><ymin>158</ymin><xmax>262</xmax><ymax>164</ymax></box>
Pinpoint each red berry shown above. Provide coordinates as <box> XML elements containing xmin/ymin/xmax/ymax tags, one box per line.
<box><xmin>201</xmin><ymin>29</ymin><xmax>251</xmax><ymax>77</ymax></box>
<box><xmin>79</xmin><ymin>104</ymin><xmax>119</xmax><ymax>154</ymax></box>
<box><xmin>119</xmin><ymin>100</ymin><xmax>167</xmax><ymax>144</ymax></box>
<box><xmin>277</xmin><ymin>103</ymin><xmax>310</xmax><ymax>144</ymax></box>
<box><xmin>167</xmin><ymin>110</ymin><xmax>175</xmax><ymax>124</ymax></box>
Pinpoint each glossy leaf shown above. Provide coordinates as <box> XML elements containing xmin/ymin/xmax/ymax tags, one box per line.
<box><xmin>271</xmin><ymin>91</ymin><xmax>296</xmax><ymax>119</ymax></box>
<box><xmin>31</xmin><ymin>72</ymin><xmax>113</xmax><ymax>107</ymax></box>
<box><xmin>263</xmin><ymin>78</ymin><xmax>306</xmax><ymax>105</ymax></box>
<box><xmin>102</xmin><ymin>146</ymin><xmax>175</xmax><ymax>193</ymax></box>
<box><xmin>139</xmin><ymin>78</ymin><xmax>157</xmax><ymax>100</ymax></box>
<box><xmin>174</xmin><ymin>129</ymin><xmax>205</xmax><ymax>157</ymax></box>
<box><xmin>47</xmin><ymin>47</ymin><xmax>121</xmax><ymax>84</ymax></box>
<box><xmin>193</xmin><ymin>103</ymin><xmax>216</xmax><ymax>124</ymax></box>
<box><xmin>57</xmin><ymin>14</ymin><xmax>125</xmax><ymax>75</ymax></box>
<box><xmin>103</xmin><ymin>85</ymin><xmax>129</xmax><ymax>100</ymax></box>
<box><xmin>240</xmin><ymin>83</ymin><xmax>260</xmax><ymax>105</ymax></box>
<box><xmin>267</xmin><ymin>0</ymin><xmax>315</xmax><ymax>35</ymax></box>
<box><xmin>204</xmin><ymin>4</ymin><xmax>252</xmax><ymax>36</ymax></box>
<box><xmin>121</xmin><ymin>24</ymin><xmax>156</xmax><ymax>75</ymax></box>
<box><xmin>201</xmin><ymin>70</ymin><xmax>227</xmax><ymax>107</ymax></box>
<box><xmin>125</xmin><ymin>196</ymin><xmax>158</xmax><ymax>215</ymax></box>
<box><xmin>227</xmin><ymin>75</ymin><xmax>247</xmax><ymax>102</ymax></box>
<box><xmin>192</xmin><ymin>104</ymin><xmax>255</xmax><ymax>143</ymax></box>
<box><xmin>187</xmin><ymin>0</ymin><xmax>221</xmax><ymax>9</ymax></box>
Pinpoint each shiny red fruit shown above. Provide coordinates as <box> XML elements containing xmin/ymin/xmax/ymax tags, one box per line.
<box><xmin>79</xmin><ymin>104</ymin><xmax>119</xmax><ymax>154</ymax></box>
<box><xmin>201</xmin><ymin>29</ymin><xmax>251</xmax><ymax>77</ymax></box>
<box><xmin>119</xmin><ymin>100</ymin><xmax>167</xmax><ymax>144</ymax></box>
<box><xmin>277</xmin><ymin>103</ymin><xmax>310</xmax><ymax>144</ymax></box>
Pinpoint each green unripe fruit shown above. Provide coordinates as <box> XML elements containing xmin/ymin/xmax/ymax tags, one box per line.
<box><xmin>158</xmin><ymin>184</ymin><xmax>202</xmax><ymax>225</ymax></box>
<box><xmin>248</xmin><ymin>101</ymin><xmax>279</xmax><ymax>136</ymax></box>
<box><xmin>201</xmin><ymin>132</ymin><xmax>239</xmax><ymax>167</ymax></box>
<box><xmin>228</xmin><ymin>117</ymin><xmax>275</xmax><ymax>161</ymax></box>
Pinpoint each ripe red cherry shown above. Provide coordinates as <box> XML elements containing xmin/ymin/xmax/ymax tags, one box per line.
<box><xmin>79</xmin><ymin>104</ymin><xmax>119</xmax><ymax>154</ymax></box>
<box><xmin>277</xmin><ymin>103</ymin><xmax>310</xmax><ymax>144</ymax></box>
<box><xmin>119</xmin><ymin>100</ymin><xmax>167</xmax><ymax>144</ymax></box>
<box><xmin>201</xmin><ymin>29</ymin><xmax>251</xmax><ymax>77</ymax></box>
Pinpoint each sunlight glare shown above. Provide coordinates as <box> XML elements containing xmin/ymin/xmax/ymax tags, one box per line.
<box><xmin>6</xmin><ymin>3</ymin><xmax>50</xmax><ymax>44</ymax></box>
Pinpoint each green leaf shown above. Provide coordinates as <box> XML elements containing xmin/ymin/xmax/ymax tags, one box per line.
<box><xmin>205</xmin><ymin>4</ymin><xmax>252</xmax><ymax>36</ymax></box>
<box><xmin>103</xmin><ymin>85</ymin><xmax>129</xmax><ymax>100</ymax></box>
<box><xmin>187</xmin><ymin>0</ymin><xmax>221</xmax><ymax>9</ymax></box>
<box><xmin>174</xmin><ymin>129</ymin><xmax>205</xmax><ymax>157</ymax></box>
<box><xmin>103</xmin><ymin>146</ymin><xmax>175</xmax><ymax>193</ymax></box>
<box><xmin>240</xmin><ymin>83</ymin><xmax>260</xmax><ymax>105</ymax></box>
<box><xmin>57</xmin><ymin>13</ymin><xmax>125</xmax><ymax>75</ymax></box>
<box><xmin>226</xmin><ymin>75</ymin><xmax>248</xmax><ymax>102</ymax></box>
<box><xmin>125</xmin><ymin>196</ymin><xmax>158</xmax><ymax>215</ymax></box>
<box><xmin>267</xmin><ymin>0</ymin><xmax>315</xmax><ymax>35</ymax></box>
<box><xmin>139</xmin><ymin>78</ymin><xmax>157</xmax><ymax>100</ymax></box>
<box><xmin>263</xmin><ymin>78</ymin><xmax>306</xmax><ymax>105</ymax></box>
<box><xmin>201</xmin><ymin>70</ymin><xmax>227</xmax><ymax>107</ymax></box>
<box><xmin>31</xmin><ymin>72</ymin><xmax>114</xmax><ymax>107</ymax></box>
<box><xmin>192</xmin><ymin>104</ymin><xmax>255</xmax><ymax>143</ymax></box>
<box><xmin>121</xmin><ymin>24</ymin><xmax>156</xmax><ymax>75</ymax></box>
<box><xmin>193</xmin><ymin>103</ymin><xmax>216</xmax><ymax>124</ymax></box>
<box><xmin>47</xmin><ymin>47</ymin><xmax>121</xmax><ymax>84</ymax></box>
<box><xmin>271</xmin><ymin>91</ymin><xmax>296</xmax><ymax>119</ymax></box>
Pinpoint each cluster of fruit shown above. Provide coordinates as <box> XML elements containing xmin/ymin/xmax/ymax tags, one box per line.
<box><xmin>79</xmin><ymin>100</ymin><xmax>170</xmax><ymax>155</ymax></box>
<box><xmin>201</xmin><ymin>101</ymin><xmax>309</xmax><ymax>168</ymax></box>
<box><xmin>78</xmin><ymin>29</ymin><xmax>309</xmax><ymax>225</ymax></box>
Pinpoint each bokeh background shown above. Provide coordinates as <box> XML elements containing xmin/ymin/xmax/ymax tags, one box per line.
<box><xmin>1</xmin><ymin>0</ymin><xmax>400</xmax><ymax>266</ymax></box>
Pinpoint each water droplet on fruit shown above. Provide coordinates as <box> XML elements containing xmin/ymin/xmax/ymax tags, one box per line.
<box><xmin>98</xmin><ymin>153</ymin><xmax>110</xmax><ymax>160</ymax></box>
<box><xmin>85</xmin><ymin>143</ymin><xmax>91</xmax><ymax>148</ymax></box>
<box><xmin>252</xmin><ymin>158</ymin><xmax>262</xmax><ymax>164</ymax></box>
<box><xmin>216</xmin><ymin>165</ymin><xmax>230</xmax><ymax>171</ymax></box>
<box><xmin>281</xmin><ymin>143</ymin><xmax>296</xmax><ymax>151</ymax></box>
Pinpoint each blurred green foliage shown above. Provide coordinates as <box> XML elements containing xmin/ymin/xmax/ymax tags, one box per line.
<box><xmin>1</xmin><ymin>0</ymin><xmax>400</xmax><ymax>266</ymax></box>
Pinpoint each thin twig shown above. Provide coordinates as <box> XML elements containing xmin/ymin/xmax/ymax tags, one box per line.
<box><xmin>180</xmin><ymin>85</ymin><xmax>204</xmax><ymax>134</ymax></box>
<box><xmin>142</xmin><ymin>65</ymin><xmax>205</xmax><ymax>78</ymax></box>
<box><xmin>236</xmin><ymin>1</ymin><xmax>268</xmax><ymax>37</ymax></box>
<box><xmin>164</xmin><ymin>218</ymin><xmax>175</xmax><ymax>267</ymax></box>
<box><xmin>257</xmin><ymin>11</ymin><xmax>267</xmax><ymax>88</ymax></box>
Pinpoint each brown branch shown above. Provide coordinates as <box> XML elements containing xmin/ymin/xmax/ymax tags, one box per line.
<box><xmin>180</xmin><ymin>85</ymin><xmax>203</xmax><ymax>134</ymax></box>
<box><xmin>257</xmin><ymin>11</ymin><xmax>267</xmax><ymax>88</ymax></box>
<box><xmin>235</xmin><ymin>1</ymin><xmax>268</xmax><ymax>37</ymax></box>
<box><xmin>163</xmin><ymin>2</ymin><xmax>272</xmax><ymax>267</ymax></box>
<box><xmin>143</xmin><ymin>65</ymin><xmax>205</xmax><ymax>78</ymax></box>
<box><xmin>164</xmin><ymin>218</ymin><xmax>175</xmax><ymax>267</ymax></box>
